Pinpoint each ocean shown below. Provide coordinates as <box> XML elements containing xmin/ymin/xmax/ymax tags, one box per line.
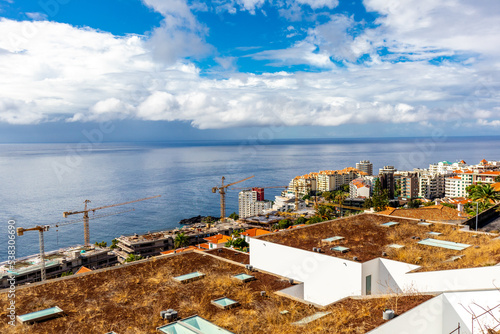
<box><xmin>1</xmin><ymin>136</ymin><xmax>500</xmax><ymax>261</ymax></box>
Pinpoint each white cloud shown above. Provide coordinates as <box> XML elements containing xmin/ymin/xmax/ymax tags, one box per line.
<box><xmin>25</xmin><ymin>12</ymin><xmax>48</xmax><ymax>21</ymax></box>
<box><xmin>142</xmin><ymin>0</ymin><xmax>211</xmax><ymax>64</ymax></box>
<box><xmin>1</xmin><ymin>0</ymin><xmax>500</xmax><ymax>132</ymax></box>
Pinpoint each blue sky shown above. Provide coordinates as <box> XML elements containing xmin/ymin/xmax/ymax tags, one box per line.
<box><xmin>0</xmin><ymin>0</ymin><xmax>499</xmax><ymax>142</ymax></box>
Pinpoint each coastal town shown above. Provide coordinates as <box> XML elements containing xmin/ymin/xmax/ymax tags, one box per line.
<box><xmin>1</xmin><ymin>158</ymin><xmax>500</xmax><ymax>333</ymax></box>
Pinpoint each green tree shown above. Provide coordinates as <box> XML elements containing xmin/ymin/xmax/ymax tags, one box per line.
<box><xmin>295</xmin><ymin>216</ymin><xmax>307</xmax><ymax>225</ymax></box>
<box><xmin>394</xmin><ymin>180</ymin><xmax>401</xmax><ymax>197</ymax></box>
<box><xmin>109</xmin><ymin>239</ymin><xmax>119</xmax><ymax>250</ymax></box>
<box><xmin>174</xmin><ymin>232</ymin><xmax>189</xmax><ymax>249</ymax></box>
<box><xmin>363</xmin><ymin>198</ymin><xmax>373</xmax><ymax>209</ymax></box>
<box><xmin>315</xmin><ymin>205</ymin><xmax>333</xmax><ymax>220</ymax></box>
<box><xmin>495</xmin><ymin>175</ymin><xmax>500</xmax><ymax>182</ymax></box>
<box><xmin>302</xmin><ymin>194</ymin><xmax>311</xmax><ymax>200</ymax></box>
<box><xmin>322</xmin><ymin>191</ymin><xmax>333</xmax><ymax>203</ymax></box>
<box><xmin>278</xmin><ymin>219</ymin><xmax>293</xmax><ymax>229</ymax></box>
<box><xmin>306</xmin><ymin>216</ymin><xmax>324</xmax><ymax>225</ymax></box>
<box><xmin>341</xmin><ymin>184</ymin><xmax>350</xmax><ymax>193</ymax></box>
<box><xmin>125</xmin><ymin>254</ymin><xmax>143</xmax><ymax>262</ymax></box>
<box><xmin>467</xmin><ymin>184</ymin><xmax>500</xmax><ymax>204</ymax></box>
<box><xmin>372</xmin><ymin>178</ymin><xmax>389</xmax><ymax>212</ymax></box>
<box><xmin>231</xmin><ymin>238</ymin><xmax>249</xmax><ymax>250</ymax></box>
<box><xmin>228</xmin><ymin>212</ymin><xmax>239</xmax><ymax>220</ymax></box>
<box><xmin>407</xmin><ymin>199</ymin><xmax>422</xmax><ymax>209</ymax></box>
<box><xmin>94</xmin><ymin>241</ymin><xmax>107</xmax><ymax>248</ymax></box>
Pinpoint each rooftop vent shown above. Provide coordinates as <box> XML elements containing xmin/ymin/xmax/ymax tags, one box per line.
<box><xmin>353</xmin><ymin>256</ymin><xmax>358</xmax><ymax>261</ymax></box>
<box><xmin>260</xmin><ymin>291</ymin><xmax>266</xmax><ymax>297</ymax></box>
<box><xmin>161</xmin><ymin>309</ymin><xmax>178</xmax><ymax>321</ymax></box>
<box><xmin>383</xmin><ymin>309</ymin><xmax>395</xmax><ymax>320</ymax></box>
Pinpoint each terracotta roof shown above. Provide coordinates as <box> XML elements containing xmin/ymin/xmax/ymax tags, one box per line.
<box><xmin>478</xmin><ymin>171</ymin><xmax>500</xmax><ymax>175</ymax></box>
<box><xmin>493</xmin><ymin>182</ymin><xmax>500</xmax><ymax>192</ymax></box>
<box><xmin>447</xmin><ymin>197</ymin><xmax>472</xmax><ymax>205</ymax></box>
<box><xmin>160</xmin><ymin>246</ymin><xmax>200</xmax><ymax>255</ymax></box>
<box><xmin>241</xmin><ymin>228</ymin><xmax>270</xmax><ymax>237</ymax></box>
<box><xmin>75</xmin><ymin>266</ymin><xmax>92</xmax><ymax>275</ymax></box>
<box><xmin>377</xmin><ymin>205</ymin><xmax>467</xmax><ymax>221</ymax></box>
<box><xmin>460</xmin><ymin>160</ymin><xmax>466</xmax><ymax>164</ymax></box>
<box><xmin>204</xmin><ymin>234</ymin><xmax>232</xmax><ymax>244</ymax></box>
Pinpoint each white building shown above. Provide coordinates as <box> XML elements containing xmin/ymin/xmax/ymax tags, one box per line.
<box><xmin>271</xmin><ymin>194</ymin><xmax>306</xmax><ymax>212</ymax></box>
<box><xmin>429</xmin><ymin>160</ymin><xmax>468</xmax><ymax>174</ymax></box>
<box><xmin>249</xmin><ymin>214</ymin><xmax>500</xmax><ymax>307</ymax></box>
<box><xmin>356</xmin><ymin>160</ymin><xmax>373</xmax><ymax>176</ymax></box>
<box><xmin>349</xmin><ymin>177</ymin><xmax>375</xmax><ymax>198</ymax></box>
<box><xmin>418</xmin><ymin>172</ymin><xmax>446</xmax><ymax>199</ymax></box>
<box><xmin>445</xmin><ymin>173</ymin><xmax>473</xmax><ymax>198</ymax></box>
<box><xmin>238</xmin><ymin>190</ymin><xmax>272</xmax><ymax>218</ymax></box>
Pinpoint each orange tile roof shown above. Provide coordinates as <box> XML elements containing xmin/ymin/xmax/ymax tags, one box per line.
<box><xmin>460</xmin><ymin>160</ymin><xmax>466</xmax><ymax>164</ymax></box>
<box><xmin>478</xmin><ymin>171</ymin><xmax>500</xmax><ymax>175</ymax></box>
<box><xmin>448</xmin><ymin>197</ymin><xmax>472</xmax><ymax>205</ymax></box>
<box><xmin>241</xmin><ymin>228</ymin><xmax>270</xmax><ymax>237</ymax></box>
<box><xmin>287</xmin><ymin>224</ymin><xmax>306</xmax><ymax>229</ymax></box>
<box><xmin>160</xmin><ymin>246</ymin><xmax>200</xmax><ymax>255</ymax></box>
<box><xmin>75</xmin><ymin>266</ymin><xmax>92</xmax><ymax>275</ymax></box>
<box><xmin>448</xmin><ymin>176</ymin><xmax>461</xmax><ymax>179</ymax></box>
<box><xmin>204</xmin><ymin>234</ymin><xmax>232</xmax><ymax>244</ymax></box>
<box><xmin>197</xmin><ymin>243</ymin><xmax>210</xmax><ymax>250</ymax></box>
<box><xmin>378</xmin><ymin>205</ymin><xmax>467</xmax><ymax>221</ymax></box>
<box><xmin>493</xmin><ymin>182</ymin><xmax>500</xmax><ymax>192</ymax></box>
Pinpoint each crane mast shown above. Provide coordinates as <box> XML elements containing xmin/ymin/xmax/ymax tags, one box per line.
<box><xmin>63</xmin><ymin>195</ymin><xmax>161</xmax><ymax>246</ymax></box>
<box><xmin>212</xmin><ymin>176</ymin><xmax>254</xmax><ymax>223</ymax></box>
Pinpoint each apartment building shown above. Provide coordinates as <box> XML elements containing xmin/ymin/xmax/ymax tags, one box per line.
<box><xmin>418</xmin><ymin>172</ymin><xmax>446</xmax><ymax>199</ymax></box>
<box><xmin>397</xmin><ymin>171</ymin><xmax>419</xmax><ymax>199</ymax></box>
<box><xmin>349</xmin><ymin>176</ymin><xmax>376</xmax><ymax>198</ymax></box>
<box><xmin>445</xmin><ymin>170</ymin><xmax>500</xmax><ymax>198</ymax></box>
<box><xmin>238</xmin><ymin>189</ymin><xmax>272</xmax><ymax>218</ymax></box>
<box><xmin>379</xmin><ymin>166</ymin><xmax>397</xmax><ymax>199</ymax></box>
<box><xmin>0</xmin><ymin>245</ymin><xmax>118</xmax><ymax>288</ymax></box>
<box><xmin>356</xmin><ymin>160</ymin><xmax>373</xmax><ymax>176</ymax></box>
<box><xmin>288</xmin><ymin>172</ymin><xmax>318</xmax><ymax>196</ymax></box>
<box><xmin>429</xmin><ymin>160</ymin><xmax>467</xmax><ymax>174</ymax></box>
<box><xmin>317</xmin><ymin>167</ymin><xmax>365</xmax><ymax>192</ymax></box>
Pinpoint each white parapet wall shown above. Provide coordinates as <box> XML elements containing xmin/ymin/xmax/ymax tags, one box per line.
<box><xmin>368</xmin><ymin>290</ymin><xmax>500</xmax><ymax>334</ymax></box>
<box><xmin>250</xmin><ymin>238</ymin><xmax>362</xmax><ymax>306</ymax></box>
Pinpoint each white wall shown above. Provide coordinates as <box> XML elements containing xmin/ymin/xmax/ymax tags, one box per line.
<box><xmin>368</xmin><ymin>290</ymin><xmax>500</xmax><ymax>334</ymax></box>
<box><xmin>250</xmin><ymin>238</ymin><xmax>362</xmax><ymax>306</ymax></box>
<box><xmin>368</xmin><ymin>295</ymin><xmax>445</xmax><ymax>334</ymax></box>
<box><xmin>397</xmin><ymin>266</ymin><xmax>500</xmax><ymax>294</ymax></box>
<box><xmin>278</xmin><ymin>283</ymin><xmax>304</xmax><ymax>300</ymax></box>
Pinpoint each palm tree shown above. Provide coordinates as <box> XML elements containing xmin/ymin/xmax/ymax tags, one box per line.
<box><xmin>174</xmin><ymin>232</ymin><xmax>189</xmax><ymax>249</ymax></box>
<box><xmin>315</xmin><ymin>205</ymin><xmax>333</xmax><ymax>220</ymax></box>
<box><xmin>468</xmin><ymin>184</ymin><xmax>500</xmax><ymax>204</ymax></box>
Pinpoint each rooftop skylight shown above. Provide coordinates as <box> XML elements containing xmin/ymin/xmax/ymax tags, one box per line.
<box><xmin>322</xmin><ymin>236</ymin><xmax>344</xmax><ymax>243</ymax></box>
<box><xmin>173</xmin><ymin>272</ymin><xmax>205</xmax><ymax>284</ymax></box>
<box><xmin>418</xmin><ymin>238</ymin><xmax>471</xmax><ymax>251</ymax></box>
<box><xmin>292</xmin><ymin>311</ymin><xmax>331</xmax><ymax>326</ymax></box>
<box><xmin>211</xmin><ymin>297</ymin><xmax>239</xmax><ymax>309</ymax></box>
<box><xmin>331</xmin><ymin>246</ymin><xmax>350</xmax><ymax>253</ymax></box>
<box><xmin>427</xmin><ymin>232</ymin><xmax>443</xmax><ymax>236</ymax></box>
<box><xmin>233</xmin><ymin>273</ymin><xmax>255</xmax><ymax>282</ymax></box>
<box><xmin>17</xmin><ymin>306</ymin><xmax>64</xmax><ymax>324</ymax></box>
<box><xmin>157</xmin><ymin>315</ymin><xmax>234</xmax><ymax>334</ymax></box>
<box><xmin>388</xmin><ymin>244</ymin><xmax>405</xmax><ymax>249</ymax></box>
<box><xmin>380</xmin><ymin>222</ymin><xmax>399</xmax><ymax>227</ymax></box>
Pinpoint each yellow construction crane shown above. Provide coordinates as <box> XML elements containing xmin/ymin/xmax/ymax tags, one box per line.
<box><xmin>63</xmin><ymin>195</ymin><xmax>161</xmax><ymax>246</ymax></box>
<box><xmin>16</xmin><ymin>209</ymin><xmax>133</xmax><ymax>282</ymax></box>
<box><xmin>212</xmin><ymin>176</ymin><xmax>254</xmax><ymax>222</ymax></box>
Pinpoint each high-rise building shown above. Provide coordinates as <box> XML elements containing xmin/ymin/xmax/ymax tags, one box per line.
<box><xmin>398</xmin><ymin>172</ymin><xmax>419</xmax><ymax>199</ymax></box>
<box><xmin>356</xmin><ymin>160</ymin><xmax>373</xmax><ymax>176</ymax></box>
<box><xmin>252</xmin><ymin>187</ymin><xmax>264</xmax><ymax>201</ymax></box>
<box><xmin>238</xmin><ymin>189</ymin><xmax>272</xmax><ymax>218</ymax></box>
<box><xmin>379</xmin><ymin>166</ymin><xmax>397</xmax><ymax>199</ymax></box>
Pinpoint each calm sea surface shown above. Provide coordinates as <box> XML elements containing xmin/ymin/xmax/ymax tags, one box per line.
<box><xmin>1</xmin><ymin>136</ymin><xmax>500</xmax><ymax>261</ymax></box>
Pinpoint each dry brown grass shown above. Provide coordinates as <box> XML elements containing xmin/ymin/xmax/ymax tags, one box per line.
<box><xmin>261</xmin><ymin>213</ymin><xmax>500</xmax><ymax>271</ymax></box>
<box><xmin>0</xmin><ymin>251</ymin><xmax>432</xmax><ymax>334</ymax></box>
